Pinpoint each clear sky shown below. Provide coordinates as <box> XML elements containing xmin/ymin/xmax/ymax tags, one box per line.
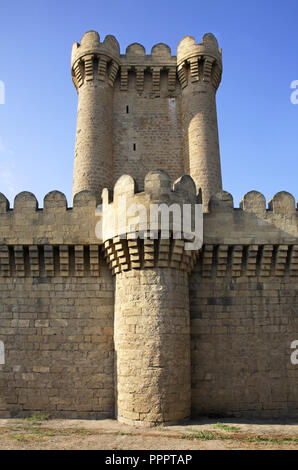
<box><xmin>0</xmin><ymin>0</ymin><xmax>297</xmax><ymax>207</ymax></box>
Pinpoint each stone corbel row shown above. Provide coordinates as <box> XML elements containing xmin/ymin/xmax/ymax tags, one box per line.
<box><xmin>72</xmin><ymin>54</ymin><xmax>120</xmax><ymax>89</ymax></box>
<box><xmin>119</xmin><ymin>65</ymin><xmax>177</xmax><ymax>92</ymax></box>
<box><xmin>103</xmin><ymin>235</ymin><xmax>198</xmax><ymax>276</ymax></box>
<box><xmin>198</xmin><ymin>244</ymin><xmax>298</xmax><ymax>278</ymax></box>
<box><xmin>0</xmin><ymin>245</ymin><xmax>101</xmax><ymax>278</ymax></box>
<box><xmin>177</xmin><ymin>56</ymin><xmax>222</xmax><ymax>90</ymax></box>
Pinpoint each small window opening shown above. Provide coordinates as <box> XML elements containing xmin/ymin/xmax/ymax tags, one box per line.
<box><xmin>126</xmin><ymin>105</ymin><xmax>129</xmax><ymax>113</ymax></box>
<box><xmin>133</xmin><ymin>144</ymin><xmax>136</xmax><ymax>151</ymax></box>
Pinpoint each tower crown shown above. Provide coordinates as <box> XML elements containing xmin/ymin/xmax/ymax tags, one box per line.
<box><xmin>71</xmin><ymin>31</ymin><xmax>120</xmax><ymax>66</ymax></box>
<box><xmin>177</xmin><ymin>34</ymin><xmax>222</xmax><ymax>90</ymax></box>
<box><xmin>177</xmin><ymin>33</ymin><xmax>222</xmax><ymax>64</ymax></box>
<box><xmin>71</xmin><ymin>31</ymin><xmax>120</xmax><ymax>90</ymax></box>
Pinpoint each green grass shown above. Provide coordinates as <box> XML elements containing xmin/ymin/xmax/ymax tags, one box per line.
<box><xmin>24</xmin><ymin>413</ymin><xmax>50</xmax><ymax>424</ymax></box>
<box><xmin>181</xmin><ymin>431</ymin><xmax>232</xmax><ymax>441</ymax></box>
<box><xmin>8</xmin><ymin>433</ymin><xmax>43</xmax><ymax>443</ymax></box>
<box><xmin>246</xmin><ymin>435</ymin><xmax>298</xmax><ymax>445</ymax></box>
<box><xmin>214</xmin><ymin>423</ymin><xmax>240</xmax><ymax>432</ymax></box>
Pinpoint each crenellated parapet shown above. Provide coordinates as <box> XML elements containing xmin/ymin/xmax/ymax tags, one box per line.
<box><xmin>0</xmin><ymin>190</ymin><xmax>101</xmax><ymax>277</ymax></box>
<box><xmin>118</xmin><ymin>42</ymin><xmax>177</xmax><ymax>94</ymax></box>
<box><xmin>177</xmin><ymin>34</ymin><xmax>222</xmax><ymax>91</ymax></box>
<box><xmin>71</xmin><ymin>32</ymin><xmax>222</xmax><ymax>94</ymax></box>
<box><xmin>0</xmin><ymin>187</ymin><xmax>296</xmax><ymax>279</ymax></box>
<box><xmin>199</xmin><ymin>190</ymin><xmax>298</xmax><ymax>278</ymax></box>
<box><xmin>101</xmin><ymin>170</ymin><xmax>201</xmax><ymax>275</ymax></box>
<box><xmin>71</xmin><ymin>31</ymin><xmax>120</xmax><ymax>90</ymax></box>
<box><xmin>71</xmin><ymin>33</ymin><xmax>179</xmax><ymax>94</ymax></box>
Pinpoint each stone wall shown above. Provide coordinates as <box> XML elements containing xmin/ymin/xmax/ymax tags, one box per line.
<box><xmin>190</xmin><ymin>269</ymin><xmax>298</xmax><ymax>418</ymax></box>
<box><xmin>112</xmin><ymin>72</ymin><xmax>184</xmax><ymax>190</ymax></box>
<box><xmin>0</xmin><ymin>261</ymin><xmax>114</xmax><ymax>419</ymax></box>
<box><xmin>188</xmin><ymin>190</ymin><xmax>298</xmax><ymax>418</ymax></box>
<box><xmin>0</xmin><ymin>186</ymin><xmax>297</xmax><ymax>420</ymax></box>
<box><xmin>0</xmin><ymin>189</ymin><xmax>114</xmax><ymax>418</ymax></box>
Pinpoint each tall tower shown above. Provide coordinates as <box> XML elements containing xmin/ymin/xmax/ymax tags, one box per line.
<box><xmin>177</xmin><ymin>34</ymin><xmax>223</xmax><ymax>210</ymax></box>
<box><xmin>71</xmin><ymin>31</ymin><xmax>120</xmax><ymax>201</ymax></box>
<box><xmin>71</xmin><ymin>31</ymin><xmax>223</xmax><ymax>209</ymax></box>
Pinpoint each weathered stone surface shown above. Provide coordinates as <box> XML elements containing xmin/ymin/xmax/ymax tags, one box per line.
<box><xmin>114</xmin><ymin>268</ymin><xmax>191</xmax><ymax>426</ymax></box>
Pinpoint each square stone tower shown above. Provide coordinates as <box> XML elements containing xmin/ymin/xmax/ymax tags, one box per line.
<box><xmin>71</xmin><ymin>31</ymin><xmax>223</xmax><ymax>211</ymax></box>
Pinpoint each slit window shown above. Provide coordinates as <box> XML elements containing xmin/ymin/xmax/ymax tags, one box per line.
<box><xmin>133</xmin><ymin>144</ymin><xmax>136</xmax><ymax>151</ymax></box>
<box><xmin>126</xmin><ymin>105</ymin><xmax>129</xmax><ymax>113</ymax></box>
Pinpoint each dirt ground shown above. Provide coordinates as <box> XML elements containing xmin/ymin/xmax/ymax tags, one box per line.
<box><xmin>0</xmin><ymin>416</ymin><xmax>297</xmax><ymax>450</ymax></box>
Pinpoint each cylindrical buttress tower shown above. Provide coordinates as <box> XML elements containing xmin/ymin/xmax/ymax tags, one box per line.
<box><xmin>102</xmin><ymin>170</ymin><xmax>200</xmax><ymax>425</ymax></box>
<box><xmin>114</xmin><ymin>267</ymin><xmax>190</xmax><ymax>425</ymax></box>
<box><xmin>177</xmin><ymin>34</ymin><xmax>223</xmax><ymax>211</ymax></box>
<box><xmin>71</xmin><ymin>31</ymin><xmax>120</xmax><ymax>201</ymax></box>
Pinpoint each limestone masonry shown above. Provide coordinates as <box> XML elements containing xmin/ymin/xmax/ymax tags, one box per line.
<box><xmin>0</xmin><ymin>31</ymin><xmax>297</xmax><ymax>425</ymax></box>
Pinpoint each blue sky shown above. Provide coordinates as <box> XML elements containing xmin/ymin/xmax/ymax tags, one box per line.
<box><xmin>0</xmin><ymin>0</ymin><xmax>297</xmax><ymax>207</ymax></box>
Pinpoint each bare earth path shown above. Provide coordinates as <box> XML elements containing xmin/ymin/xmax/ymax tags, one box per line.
<box><xmin>0</xmin><ymin>417</ymin><xmax>297</xmax><ymax>450</ymax></box>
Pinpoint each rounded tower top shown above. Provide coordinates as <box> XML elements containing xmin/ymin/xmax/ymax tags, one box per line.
<box><xmin>71</xmin><ymin>30</ymin><xmax>120</xmax><ymax>68</ymax></box>
<box><xmin>177</xmin><ymin>33</ymin><xmax>222</xmax><ymax>66</ymax></box>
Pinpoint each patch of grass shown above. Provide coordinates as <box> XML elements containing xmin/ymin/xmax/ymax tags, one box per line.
<box><xmin>181</xmin><ymin>431</ymin><xmax>232</xmax><ymax>441</ymax></box>
<box><xmin>214</xmin><ymin>423</ymin><xmax>240</xmax><ymax>432</ymax></box>
<box><xmin>24</xmin><ymin>413</ymin><xmax>50</xmax><ymax>424</ymax></box>
<box><xmin>246</xmin><ymin>435</ymin><xmax>298</xmax><ymax>445</ymax></box>
<box><xmin>8</xmin><ymin>433</ymin><xmax>43</xmax><ymax>443</ymax></box>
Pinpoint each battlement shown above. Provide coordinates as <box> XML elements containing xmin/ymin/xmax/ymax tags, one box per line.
<box><xmin>177</xmin><ymin>34</ymin><xmax>222</xmax><ymax>90</ymax></box>
<box><xmin>71</xmin><ymin>31</ymin><xmax>222</xmax><ymax>92</ymax></box>
<box><xmin>206</xmin><ymin>189</ymin><xmax>298</xmax><ymax>243</ymax></box>
<box><xmin>100</xmin><ymin>171</ymin><xmax>200</xmax><ymax>275</ymax></box>
<box><xmin>121</xmin><ymin>42</ymin><xmax>176</xmax><ymax>66</ymax></box>
<box><xmin>101</xmin><ymin>170</ymin><xmax>199</xmax><ymax>238</ymax></box>
<box><xmin>177</xmin><ymin>34</ymin><xmax>222</xmax><ymax>65</ymax></box>
<box><xmin>103</xmin><ymin>169</ymin><xmax>198</xmax><ymax>204</ymax></box>
<box><xmin>71</xmin><ymin>32</ymin><xmax>177</xmax><ymax>91</ymax></box>
<box><xmin>0</xmin><ymin>187</ymin><xmax>296</xmax><ymax>246</ymax></box>
<box><xmin>0</xmin><ymin>190</ymin><xmax>98</xmax><ymax>245</ymax></box>
<box><xmin>71</xmin><ymin>31</ymin><xmax>120</xmax><ymax>66</ymax></box>
<box><xmin>71</xmin><ymin>31</ymin><xmax>120</xmax><ymax>89</ymax></box>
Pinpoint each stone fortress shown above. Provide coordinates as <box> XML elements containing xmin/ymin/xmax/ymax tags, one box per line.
<box><xmin>0</xmin><ymin>30</ymin><xmax>297</xmax><ymax>426</ymax></box>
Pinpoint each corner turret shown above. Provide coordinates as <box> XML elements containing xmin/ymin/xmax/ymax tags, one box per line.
<box><xmin>177</xmin><ymin>34</ymin><xmax>223</xmax><ymax>210</ymax></box>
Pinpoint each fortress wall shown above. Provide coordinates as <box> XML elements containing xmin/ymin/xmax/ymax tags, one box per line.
<box><xmin>0</xmin><ymin>190</ymin><xmax>115</xmax><ymax>418</ymax></box>
<box><xmin>0</xmin><ymin>255</ymin><xmax>114</xmax><ymax>418</ymax></box>
<box><xmin>188</xmin><ymin>190</ymin><xmax>298</xmax><ymax>418</ymax></box>
<box><xmin>190</xmin><ymin>272</ymin><xmax>298</xmax><ymax>417</ymax></box>
<box><xmin>0</xmin><ymin>186</ymin><xmax>297</xmax><ymax>419</ymax></box>
<box><xmin>0</xmin><ymin>268</ymin><xmax>114</xmax><ymax>419</ymax></box>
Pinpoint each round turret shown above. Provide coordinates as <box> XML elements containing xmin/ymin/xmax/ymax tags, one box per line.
<box><xmin>177</xmin><ymin>34</ymin><xmax>223</xmax><ymax>211</ymax></box>
<box><xmin>71</xmin><ymin>31</ymin><xmax>121</xmax><ymax>202</ymax></box>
